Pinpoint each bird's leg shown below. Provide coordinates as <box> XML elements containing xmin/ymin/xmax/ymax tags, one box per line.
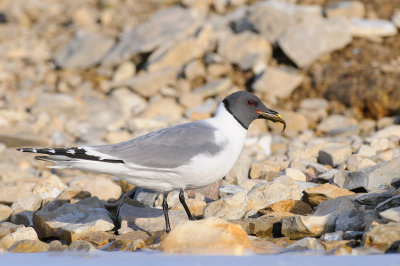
<box><xmin>179</xmin><ymin>188</ymin><xmax>195</xmax><ymax>221</ymax></box>
<box><xmin>162</xmin><ymin>192</ymin><xmax>171</xmax><ymax>233</ymax></box>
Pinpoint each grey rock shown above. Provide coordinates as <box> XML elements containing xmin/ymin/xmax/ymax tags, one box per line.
<box><xmin>217</xmin><ymin>30</ymin><xmax>272</xmax><ymax>70</ymax></box>
<box><xmin>252</xmin><ymin>67</ymin><xmax>304</xmax><ymax>102</ymax></box>
<box><xmin>110</xmin><ymin>66</ymin><xmax>179</xmax><ymax>98</ymax></box>
<box><xmin>247</xmin><ymin>1</ymin><xmax>322</xmax><ymax>43</ymax></box>
<box><xmin>118</xmin><ymin>203</ymin><xmax>186</xmax><ymax>233</ymax></box>
<box><xmin>145</xmin><ymin>24</ymin><xmax>214</xmax><ymax>72</ymax></box>
<box><xmin>247</xmin><ymin>175</ymin><xmax>301</xmax><ymax>211</ymax></box>
<box><xmin>391</xmin><ymin>177</ymin><xmax>400</xmax><ymax>189</ymax></box>
<box><xmin>318</xmin><ymin>169</ymin><xmax>340</xmax><ymax>182</ymax></box>
<box><xmin>33</xmin><ymin>202</ymin><xmax>114</xmax><ymax>243</ymax></box>
<box><xmin>278</xmin><ymin>17</ymin><xmax>351</xmax><ymax>68</ymax></box>
<box><xmin>192</xmin><ymin>78</ymin><xmax>232</xmax><ymax>99</ymax></box>
<box><xmin>343</xmin><ymin>231</ymin><xmax>364</xmax><ymax>240</ymax></box>
<box><xmin>354</xmin><ymin>192</ymin><xmax>393</xmax><ymax>208</ymax></box>
<box><xmin>281</xmin><ymin>215</ymin><xmax>334</xmax><ymax>239</ymax></box>
<box><xmin>346</xmin><ymin>154</ymin><xmax>377</xmax><ymax>172</ymax></box>
<box><xmin>317</xmin><ymin>115</ymin><xmax>357</xmax><ymax>135</ymax></box>
<box><xmin>318</xmin><ymin>144</ymin><xmax>352</xmax><ymax>167</ymax></box>
<box><xmin>11</xmin><ymin>211</ymin><xmax>34</xmax><ymax>227</ymax></box>
<box><xmin>335</xmin><ymin>209</ymin><xmax>367</xmax><ymax>232</ymax></box>
<box><xmin>0</xmin><ymin>222</ymin><xmax>24</xmax><ymax>238</ymax></box>
<box><xmin>324</xmin><ymin>1</ymin><xmax>365</xmax><ymax>19</ymax></box>
<box><xmin>203</xmin><ymin>191</ymin><xmax>248</xmax><ymax>220</ymax></box>
<box><xmin>349</xmin><ymin>18</ymin><xmax>397</xmax><ymax>38</ymax></box>
<box><xmin>225</xmin><ymin>152</ymin><xmax>251</xmax><ymax>185</ymax></box>
<box><xmin>320</xmin><ymin>231</ymin><xmax>343</xmax><ymax>241</ymax></box>
<box><xmin>219</xmin><ymin>184</ymin><xmax>247</xmax><ymax>198</ymax></box>
<box><xmin>133</xmin><ymin>188</ymin><xmax>159</xmax><ymax>207</ymax></box>
<box><xmin>103</xmin><ymin>7</ymin><xmax>201</xmax><ymax>65</ymax></box>
<box><xmin>344</xmin><ymin>157</ymin><xmax>400</xmax><ymax>192</ymax></box>
<box><xmin>376</xmin><ymin>194</ymin><xmax>400</xmax><ymax>212</ymax></box>
<box><xmin>314</xmin><ymin>196</ymin><xmax>356</xmax><ymax>217</ymax></box>
<box><xmin>55</xmin><ymin>31</ymin><xmax>114</xmax><ymax>69</ymax></box>
<box><xmin>379</xmin><ymin>206</ymin><xmax>400</xmax><ymax>222</ymax></box>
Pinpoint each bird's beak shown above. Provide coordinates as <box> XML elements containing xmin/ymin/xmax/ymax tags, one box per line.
<box><xmin>255</xmin><ymin>109</ymin><xmax>286</xmax><ymax>132</ymax></box>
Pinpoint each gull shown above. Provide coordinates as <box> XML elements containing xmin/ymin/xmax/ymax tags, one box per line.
<box><xmin>17</xmin><ymin>91</ymin><xmax>286</xmax><ymax>232</ymax></box>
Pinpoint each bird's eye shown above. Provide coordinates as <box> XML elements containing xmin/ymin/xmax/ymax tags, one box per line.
<box><xmin>247</xmin><ymin>99</ymin><xmax>255</xmax><ymax>106</ymax></box>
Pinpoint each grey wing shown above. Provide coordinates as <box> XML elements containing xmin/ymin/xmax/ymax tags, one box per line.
<box><xmin>89</xmin><ymin>121</ymin><xmax>224</xmax><ymax>168</ymax></box>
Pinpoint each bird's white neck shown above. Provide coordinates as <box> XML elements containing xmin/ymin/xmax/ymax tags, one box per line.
<box><xmin>208</xmin><ymin>103</ymin><xmax>247</xmax><ymax>143</ymax></box>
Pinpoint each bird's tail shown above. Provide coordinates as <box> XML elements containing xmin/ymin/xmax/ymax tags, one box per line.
<box><xmin>17</xmin><ymin>147</ymin><xmax>124</xmax><ymax>169</ymax></box>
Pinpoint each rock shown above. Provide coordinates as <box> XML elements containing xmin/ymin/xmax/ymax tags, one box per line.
<box><xmin>217</xmin><ymin>30</ymin><xmax>272</xmax><ymax>71</ymax></box>
<box><xmin>318</xmin><ymin>144</ymin><xmax>352</xmax><ymax>167</ymax></box>
<box><xmin>0</xmin><ymin>204</ymin><xmax>11</xmax><ymax>222</ymax></box>
<box><xmin>251</xmin><ymin>239</ymin><xmax>283</xmax><ymax>254</ymax></box>
<box><xmin>133</xmin><ymin>188</ymin><xmax>159</xmax><ymax>207</ymax></box>
<box><xmin>285</xmin><ymin>168</ymin><xmax>307</xmax><ymax>182</ymax></box>
<box><xmin>249</xmin><ymin>160</ymin><xmax>281</xmax><ymax>180</ymax></box>
<box><xmin>118</xmin><ymin>204</ymin><xmax>187</xmax><ymax>233</ymax></box>
<box><xmin>103</xmin><ymin>239</ymin><xmax>145</xmax><ymax>252</ymax></box>
<box><xmin>0</xmin><ymin>227</ymin><xmax>38</xmax><ymax>250</ymax></box>
<box><xmin>379</xmin><ymin>206</ymin><xmax>400</xmax><ymax>222</ymax></box>
<box><xmin>160</xmin><ymin>217</ymin><xmax>251</xmax><ymax>255</ymax></box>
<box><xmin>8</xmin><ymin>239</ymin><xmax>49</xmax><ymax>253</ymax></box>
<box><xmin>320</xmin><ymin>231</ymin><xmax>343</xmax><ymax>242</ymax></box>
<box><xmin>349</xmin><ymin>19</ymin><xmax>397</xmax><ymax>38</ymax></box>
<box><xmin>48</xmin><ymin>240</ymin><xmax>67</xmax><ymax>252</ymax></box>
<box><xmin>371</xmin><ymin>125</ymin><xmax>400</xmax><ymax>140</ymax></box>
<box><xmin>192</xmin><ymin>78</ymin><xmax>232</xmax><ymax>99</ymax></box>
<box><xmin>278</xmin><ymin>111</ymin><xmax>309</xmax><ymax>133</ymax></box>
<box><xmin>303</xmin><ymin>184</ymin><xmax>355</xmax><ymax>207</ymax></box>
<box><xmin>77</xmin><ymin>231</ymin><xmax>115</xmax><ymax>249</ymax></box>
<box><xmin>111</xmin><ymin>67</ymin><xmax>179</xmax><ymax>98</ymax></box>
<box><xmin>218</xmin><ymin>184</ymin><xmax>247</xmax><ymax>198</ymax></box>
<box><xmin>183</xmin><ymin>60</ymin><xmax>206</xmax><ymax>83</ymax></box>
<box><xmin>146</xmin><ymin>24</ymin><xmax>214</xmax><ymax>72</ymax></box>
<box><xmin>335</xmin><ymin>209</ymin><xmax>368</xmax><ymax>232</ymax></box>
<box><xmin>114</xmin><ymin>230</ymin><xmax>152</xmax><ymax>245</ymax></box>
<box><xmin>344</xmin><ymin>157</ymin><xmax>400</xmax><ymax>192</ymax></box>
<box><xmin>11</xmin><ymin>194</ymin><xmax>42</xmax><ymax>215</ymax></box>
<box><xmin>33</xmin><ymin>202</ymin><xmax>114</xmax><ymax>243</ymax></box>
<box><xmin>247</xmin><ymin>175</ymin><xmax>301</xmax><ymax>212</ymax></box>
<box><xmin>185</xmin><ymin>98</ymin><xmax>218</xmax><ymax>120</ymax></box>
<box><xmin>317</xmin><ymin>115</ymin><xmax>357</xmax><ymax>135</ymax></box>
<box><xmin>355</xmin><ymin>192</ymin><xmax>393</xmax><ymax>208</ymax></box>
<box><xmin>252</xmin><ymin>67</ymin><xmax>304</xmax><ymax>103</ymax></box>
<box><xmin>67</xmin><ymin>177</ymin><xmax>122</xmax><ymax>201</ymax></box>
<box><xmin>284</xmin><ymin>237</ymin><xmax>325</xmax><ymax>252</ymax></box>
<box><xmin>68</xmin><ymin>240</ymin><xmax>96</xmax><ymax>252</ymax></box>
<box><xmin>343</xmin><ymin>231</ymin><xmax>364</xmax><ymax>240</ymax></box>
<box><xmin>54</xmin><ymin>31</ymin><xmax>114</xmax><ymax>69</ymax></box>
<box><xmin>262</xmin><ymin>199</ymin><xmax>313</xmax><ymax>216</ymax></box>
<box><xmin>141</xmin><ymin>97</ymin><xmax>184</xmax><ymax>121</ymax></box>
<box><xmin>232</xmin><ymin>215</ymin><xmax>282</xmax><ymax>238</ymax></box>
<box><xmin>393</xmin><ymin>11</ymin><xmax>400</xmax><ymax>28</ymax></box>
<box><xmin>391</xmin><ymin>178</ymin><xmax>400</xmax><ymax>189</ymax></box>
<box><xmin>112</xmin><ymin>61</ymin><xmax>136</xmax><ymax>82</ymax></box>
<box><xmin>314</xmin><ymin>196</ymin><xmax>356</xmax><ymax>217</ymax></box>
<box><xmin>0</xmin><ymin>181</ymin><xmax>35</xmax><ymax>204</ymax></box>
<box><xmin>278</xmin><ymin>17</ymin><xmax>351</xmax><ymax>68</ymax></box>
<box><xmin>31</xmin><ymin>174</ymin><xmax>67</xmax><ymax>201</ymax></box>
<box><xmin>247</xmin><ymin>0</ymin><xmax>322</xmax><ymax>43</ymax></box>
<box><xmin>324</xmin><ymin>1</ymin><xmax>365</xmax><ymax>19</ymax></box>
<box><xmin>103</xmin><ymin>6</ymin><xmax>200</xmax><ymax>64</ymax></box>
<box><xmin>225</xmin><ymin>152</ymin><xmax>251</xmax><ymax>185</ymax></box>
<box><xmin>0</xmin><ymin>222</ymin><xmax>24</xmax><ymax>238</ymax></box>
<box><xmin>356</xmin><ymin>145</ymin><xmax>376</xmax><ymax>157</ymax></box>
<box><xmin>376</xmin><ymin>195</ymin><xmax>400</xmax><ymax>212</ymax></box>
<box><xmin>203</xmin><ymin>191</ymin><xmax>248</xmax><ymax>220</ymax></box>
<box><xmin>281</xmin><ymin>215</ymin><xmax>333</xmax><ymax>239</ymax></box>
<box><xmin>364</xmin><ymin>222</ymin><xmax>400</xmax><ymax>251</ymax></box>
<box><xmin>346</xmin><ymin>154</ymin><xmax>377</xmax><ymax>172</ymax></box>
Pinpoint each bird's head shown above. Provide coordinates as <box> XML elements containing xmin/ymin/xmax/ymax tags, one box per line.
<box><xmin>222</xmin><ymin>91</ymin><xmax>286</xmax><ymax>131</ymax></box>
